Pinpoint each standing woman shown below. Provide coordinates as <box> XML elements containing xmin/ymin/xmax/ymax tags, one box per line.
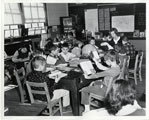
<box><xmin>12</xmin><ymin>43</ymin><xmax>33</xmax><ymax>70</ymax></box>
<box><xmin>101</xmin><ymin>28</ymin><xmax>123</xmax><ymax>50</ymax></box>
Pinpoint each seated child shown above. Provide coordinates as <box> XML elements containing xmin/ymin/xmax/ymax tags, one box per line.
<box><xmin>46</xmin><ymin>45</ymin><xmax>60</xmax><ymax>66</ymax></box>
<box><xmin>81</xmin><ymin>50</ymin><xmax>120</xmax><ymax>113</ymax></box>
<box><xmin>59</xmin><ymin>42</ymin><xmax>76</xmax><ymax>62</ymax></box>
<box><xmin>71</xmin><ymin>42</ymin><xmax>83</xmax><ymax>58</ymax></box>
<box><xmin>27</xmin><ymin>56</ymin><xmax>70</xmax><ymax>107</ymax></box>
<box><xmin>83</xmin><ymin>79</ymin><xmax>145</xmax><ymax>116</ymax></box>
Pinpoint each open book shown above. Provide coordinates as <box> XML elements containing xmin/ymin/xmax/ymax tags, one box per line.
<box><xmin>79</xmin><ymin>60</ymin><xmax>96</xmax><ymax>76</ymax></box>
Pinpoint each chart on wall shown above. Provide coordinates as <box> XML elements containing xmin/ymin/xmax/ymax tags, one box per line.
<box><xmin>85</xmin><ymin>9</ymin><xmax>98</xmax><ymax>37</ymax></box>
<box><xmin>112</xmin><ymin>15</ymin><xmax>134</xmax><ymax>32</ymax></box>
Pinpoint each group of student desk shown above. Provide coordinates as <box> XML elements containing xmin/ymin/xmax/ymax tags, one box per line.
<box><xmin>48</xmin><ymin>59</ymin><xmax>100</xmax><ymax>116</ymax></box>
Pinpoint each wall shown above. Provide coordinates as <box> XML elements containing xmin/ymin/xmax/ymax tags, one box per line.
<box><xmin>46</xmin><ymin>3</ymin><xmax>68</xmax><ymax>26</ymax></box>
<box><xmin>130</xmin><ymin>40</ymin><xmax>146</xmax><ymax>51</ymax></box>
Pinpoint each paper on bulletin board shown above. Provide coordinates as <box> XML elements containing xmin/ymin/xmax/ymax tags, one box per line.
<box><xmin>112</xmin><ymin>15</ymin><xmax>134</xmax><ymax>32</ymax></box>
<box><xmin>85</xmin><ymin>9</ymin><xmax>98</xmax><ymax>37</ymax></box>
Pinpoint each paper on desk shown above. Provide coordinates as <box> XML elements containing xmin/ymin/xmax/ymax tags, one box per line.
<box><xmin>48</xmin><ymin>70</ymin><xmax>62</xmax><ymax>78</ymax></box>
<box><xmin>4</xmin><ymin>84</ymin><xmax>18</xmax><ymax>92</ymax></box>
<box><xmin>55</xmin><ymin>73</ymin><xmax>67</xmax><ymax>83</ymax></box>
<box><xmin>48</xmin><ymin>70</ymin><xmax>67</xmax><ymax>83</ymax></box>
<box><xmin>56</xmin><ymin>63</ymin><xmax>68</xmax><ymax>68</ymax></box>
<box><xmin>46</xmin><ymin>67</ymin><xmax>55</xmax><ymax>72</ymax></box>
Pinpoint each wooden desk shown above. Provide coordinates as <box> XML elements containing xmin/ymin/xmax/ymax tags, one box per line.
<box><xmin>5</xmin><ymin>101</ymin><xmax>46</xmax><ymax>116</ymax></box>
<box><xmin>55</xmin><ymin>71</ymin><xmax>94</xmax><ymax>116</ymax></box>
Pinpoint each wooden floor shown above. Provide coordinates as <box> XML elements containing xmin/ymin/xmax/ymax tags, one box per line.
<box><xmin>4</xmin><ymin>64</ymin><xmax>146</xmax><ymax>116</ymax></box>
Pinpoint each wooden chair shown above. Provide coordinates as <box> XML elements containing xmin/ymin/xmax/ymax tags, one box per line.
<box><xmin>118</xmin><ymin>57</ymin><xmax>127</xmax><ymax>79</ymax></box>
<box><xmin>13</xmin><ymin>68</ymin><xmax>28</xmax><ymax>104</ymax></box>
<box><xmin>128</xmin><ymin>53</ymin><xmax>139</xmax><ymax>85</ymax></box>
<box><xmin>17</xmin><ymin>67</ymin><xmax>26</xmax><ymax>81</ymax></box>
<box><xmin>138</xmin><ymin>51</ymin><xmax>144</xmax><ymax>82</ymax></box>
<box><xmin>26</xmin><ymin>81</ymin><xmax>63</xmax><ymax>116</ymax></box>
<box><xmin>89</xmin><ymin>76</ymin><xmax>118</xmax><ymax>109</ymax></box>
<box><xmin>125</xmin><ymin>56</ymin><xmax>130</xmax><ymax>80</ymax></box>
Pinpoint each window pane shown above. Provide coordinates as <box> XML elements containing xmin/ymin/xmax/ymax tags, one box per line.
<box><xmin>14</xmin><ymin>29</ymin><xmax>20</xmax><ymax>37</ymax></box>
<box><xmin>10</xmin><ymin>3</ymin><xmax>19</xmax><ymax>11</ymax></box>
<box><xmin>33</xmin><ymin>19</ymin><xmax>39</xmax><ymax>22</ymax></box>
<box><xmin>39</xmin><ymin>23</ymin><xmax>44</xmax><ymax>28</ymax></box>
<box><xmin>38</xmin><ymin>3</ymin><xmax>44</xmax><ymax>7</ymax></box>
<box><xmin>5</xmin><ymin>4</ymin><xmax>10</xmax><ymax>13</ymax></box>
<box><xmin>32</xmin><ymin>23</ymin><xmax>38</xmax><ymax>28</ymax></box>
<box><xmin>26</xmin><ymin>19</ymin><xmax>32</xmax><ymax>23</ymax></box>
<box><xmin>28</xmin><ymin>29</ymin><xmax>35</xmax><ymax>35</ymax></box>
<box><xmin>11</xmin><ymin>9</ymin><xmax>20</xmax><ymax>14</ymax></box>
<box><xmin>42</xmin><ymin>29</ymin><xmax>46</xmax><ymax>34</ymax></box>
<box><xmin>38</xmin><ymin>7</ymin><xmax>45</xmax><ymax>18</ymax></box>
<box><xmin>23</xmin><ymin>3</ymin><xmax>31</xmax><ymax>6</ymax></box>
<box><xmin>4</xmin><ymin>26</ymin><xmax>10</xmax><ymax>30</ymax></box>
<box><xmin>39</xmin><ymin>19</ymin><xmax>45</xmax><ymax>22</ymax></box>
<box><xmin>5</xmin><ymin>30</ymin><xmax>11</xmax><ymax>38</ymax></box>
<box><xmin>24</xmin><ymin>7</ymin><xmax>31</xmax><ymax>19</ymax></box>
<box><xmin>5</xmin><ymin>14</ymin><xmax>13</xmax><ymax>24</ymax></box>
<box><xmin>35</xmin><ymin>29</ymin><xmax>41</xmax><ymax>34</ymax></box>
<box><xmin>13</xmin><ymin>14</ymin><xmax>22</xmax><ymax>24</ymax></box>
<box><xmin>25</xmin><ymin>23</ymin><xmax>31</xmax><ymax>28</ymax></box>
<box><xmin>31</xmin><ymin>7</ymin><xmax>38</xmax><ymax>19</ymax></box>
<box><xmin>31</xmin><ymin>3</ymin><xmax>37</xmax><ymax>7</ymax></box>
<box><xmin>10</xmin><ymin>30</ymin><xmax>14</xmax><ymax>37</ymax></box>
<box><xmin>10</xmin><ymin>25</ymin><xmax>18</xmax><ymax>29</ymax></box>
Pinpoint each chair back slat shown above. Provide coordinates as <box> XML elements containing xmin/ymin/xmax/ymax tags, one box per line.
<box><xmin>31</xmin><ymin>90</ymin><xmax>47</xmax><ymax>95</ymax></box>
<box><xmin>26</xmin><ymin>81</ymin><xmax>35</xmax><ymax>103</ymax></box>
<box><xmin>26</xmin><ymin>81</ymin><xmax>51</xmax><ymax>104</ymax></box>
<box><xmin>118</xmin><ymin>57</ymin><xmax>127</xmax><ymax>79</ymax></box>
<box><xmin>134</xmin><ymin>53</ymin><xmax>139</xmax><ymax>71</ymax></box>
<box><xmin>138</xmin><ymin>51</ymin><xmax>144</xmax><ymax>70</ymax></box>
<box><xmin>126</xmin><ymin>56</ymin><xmax>130</xmax><ymax>69</ymax></box>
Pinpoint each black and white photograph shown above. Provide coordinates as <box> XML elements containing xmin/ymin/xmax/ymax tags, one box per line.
<box><xmin>2</xmin><ymin>1</ymin><xmax>148</xmax><ymax>119</ymax></box>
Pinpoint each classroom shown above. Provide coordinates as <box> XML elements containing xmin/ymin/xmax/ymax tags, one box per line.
<box><xmin>4</xmin><ymin>3</ymin><xmax>146</xmax><ymax>116</ymax></box>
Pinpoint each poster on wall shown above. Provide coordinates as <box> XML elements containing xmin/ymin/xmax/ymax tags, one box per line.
<box><xmin>112</xmin><ymin>15</ymin><xmax>134</xmax><ymax>32</ymax></box>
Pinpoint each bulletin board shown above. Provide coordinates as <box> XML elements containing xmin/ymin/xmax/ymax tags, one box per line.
<box><xmin>111</xmin><ymin>15</ymin><xmax>135</xmax><ymax>32</ymax></box>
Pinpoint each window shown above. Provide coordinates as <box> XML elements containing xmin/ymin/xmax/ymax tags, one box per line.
<box><xmin>4</xmin><ymin>25</ymin><xmax>21</xmax><ymax>38</ymax></box>
<box><xmin>4</xmin><ymin>4</ymin><xmax>22</xmax><ymax>39</ymax></box>
<box><xmin>23</xmin><ymin>3</ymin><xmax>47</xmax><ymax>35</ymax></box>
<box><xmin>4</xmin><ymin>3</ymin><xmax>22</xmax><ymax>25</ymax></box>
<box><xmin>23</xmin><ymin>3</ymin><xmax>46</xmax><ymax>23</ymax></box>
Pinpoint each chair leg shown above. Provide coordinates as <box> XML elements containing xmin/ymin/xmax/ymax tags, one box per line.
<box><xmin>49</xmin><ymin>106</ymin><xmax>53</xmax><ymax>116</ymax></box>
<box><xmin>59</xmin><ymin>99</ymin><xmax>63</xmax><ymax>116</ymax></box>
<box><xmin>139</xmin><ymin>70</ymin><xmax>142</xmax><ymax>81</ymax></box>
<box><xmin>134</xmin><ymin>72</ymin><xmax>137</xmax><ymax>85</ymax></box>
<box><xmin>89</xmin><ymin>95</ymin><xmax>92</xmax><ymax>110</ymax></box>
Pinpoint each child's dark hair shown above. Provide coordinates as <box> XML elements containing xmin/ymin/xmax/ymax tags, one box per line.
<box><xmin>68</xmin><ymin>32</ymin><xmax>73</xmax><ymax>36</ymax></box>
<box><xmin>62</xmin><ymin>42</ymin><xmax>69</xmax><ymax>48</ymax></box>
<box><xmin>49</xmin><ymin>45</ymin><xmax>58</xmax><ymax>53</ymax></box>
<box><xmin>104</xmin><ymin>50</ymin><xmax>119</xmax><ymax>64</ymax></box>
<box><xmin>104</xmin><ymin>79</ymin><xmax>136</xmax><ymax>115</ymax></box>
<box><xmin>110</xmin><ymin>28</ymin><xmax>119</xmax><ymax>36</ymax></box>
